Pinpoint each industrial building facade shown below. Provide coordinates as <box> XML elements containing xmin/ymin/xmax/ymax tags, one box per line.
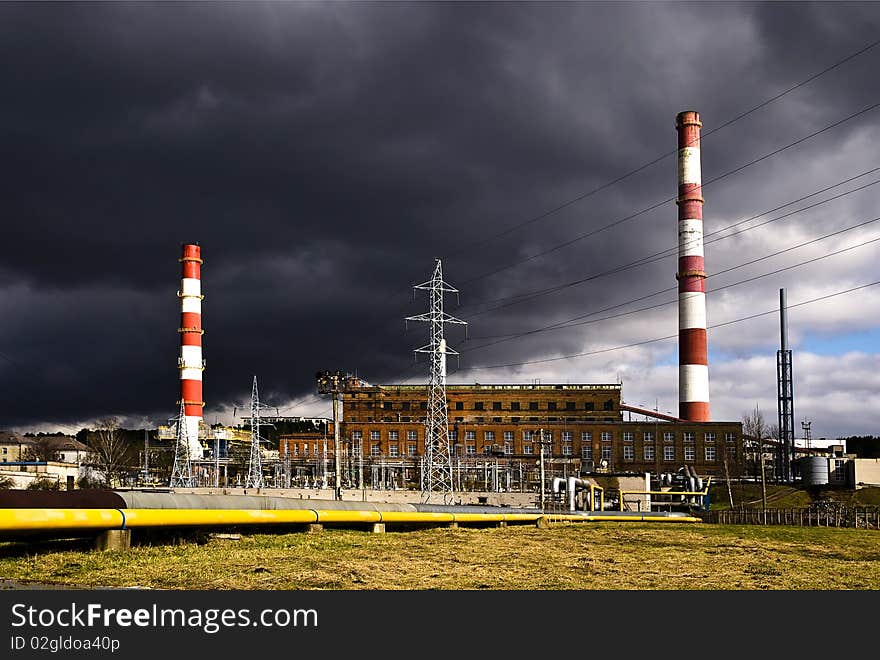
<box><xmin>279</xmin><ymin>383</ymin><xmax>743</xmax><ymax>489</ymax></box>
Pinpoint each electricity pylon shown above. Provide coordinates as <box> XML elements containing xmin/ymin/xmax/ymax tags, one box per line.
<box><xmin>406</xmin><ymin>258</ymin><xmax>467</xmax><ymax>504</ymax></box>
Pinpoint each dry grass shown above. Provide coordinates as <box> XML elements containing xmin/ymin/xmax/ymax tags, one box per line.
<box><xmin>1</xmin><ymin>522</ymin><xmax>878</xmax><ymax>590</ymax></box>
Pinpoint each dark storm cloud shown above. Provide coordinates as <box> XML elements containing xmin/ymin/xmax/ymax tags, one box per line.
<box><xmin>1</xmin><ymin>2</ymin><xmax>879</xmax><ymax>430</ymax></box>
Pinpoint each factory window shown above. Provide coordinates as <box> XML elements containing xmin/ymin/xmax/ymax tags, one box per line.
<box><xmin>389</xmin><ymin>431</ymin><xmax>399</xmax><ymax>441</ymax></box>
<box><xmin>511</xmin><ymin>417</ymin><xmax>521</xmax><ymax>423</ymax></box>
<box><xmin>644</xmin><ymin>445</ymin><xmax>655</xmax><ymax>461</ymax></box>
<box><xmin>352</xmin><ymin>443</ymin><xmax>361</xmax><ymax>457</ymax></box>
<box><xmin>664</xmin><ymin>432</ymin><xmax>674</xmax><ymax>443</ymax></box>
<box><xmin>474</xmin><ymin>417</ymin><xmax>484</xmax><ymax>423</ymax></box>
<box><xmin>684</xmin><ymin>432</ymin><xmax>695</xmax><ymax>444</ymax></box>
<box><xmin>544</xmin><ymin>431</ymin><xmax>553</xmax><ymax>442</ymax></box>
<box><xmin>623</xmin><ymin>432</ymin><xmax>634</xmax><ymax>442</ymax></box>
<box><xmin>523</xmin><ymin>444</ymin><xmax>533</xmax><ymax>455</ymax></box>
<box><xmin>704</xmin><ymin>433</ymin><xmax>715</xmax><ymax>444</ymax></box>
<box><xmin>510</xmin><ymin>402</ymin><xmax>521</xmax><ymax>411</ymax></box>
<box><xmin>352</xmin><ymin>431</ymin><xmax>362</xmax><ymax>441</ymax></box>
<box><xmin>623</xmin><ymin>446</ymin><xmax>634</xmax><ymax>461</ymax></box>
<box><xmin>704</xmin><ymin>446</ymin><xmax>716</xmax><ymax>462</ymax></box>
<box><xmin>407</xmin><ymin>430</ymin><xmax>418</xmax><ymax>441</ymax></box>
<box><xmin>523</xmin><ymin>430</ymin><xmax>534</xmax><ymax>442</ymax></box>
<box><xmin>529</xmin><ymin>401</ymin><xmax>538</xmax><ymax>411</ymax></box>
<box><xmin>581</xmin><ymin>445</ymin><xmax>592</xmax><ymax>459</ymax></box>
<box><xmin>603</xmin><ymin>399</ymin><xmax>613</xmax><ymax>411</ymax></box>
<box><xmin>466</xmin><ymin>444</ymin><xmax>476</xmax><ymax>456</ymax></box>
<box><xmin>585</xmin><ymin>402</ymin><xmax>594</xmax><ymax>411</ymax></box>
<box><xmin>503</xmin><ymin>431</ymin><xmax>514</xmax><ymax>442</ymax></box>
<box><xmin>547</xmin><ymin>417</ymin><xmax>558</xmax><ymax>422</ymax></box>
<box><xmin>455</xmin><ymin>401</ymin><xmax>463</xmax><ymax>410</ymax></box>
<box><xmin>454</xmin><ymin>417</ymin><xmax>463</xmax><ymax>422</ymax></box>
<box><xmin>293</xmin><ymin>445</ymin><xmax>300</xmax><ymax>456</ymax></box>
<box><xmin>383</xmin><ymin>402</ymin><xmax>393</xmax><ymax>410</ymax></box>
<box><xmin>644</xmin><ymin>431</ymin><xmax>654</xmax><ymax>443</ymax></box>
<box><xmin>562</xmin><ymin>431</ymin><xmax>573</xmax><ymax>442</ymax></box>
<box><xmin>465</xmin><ymin>430</ymin><xmax>476</xmax><ymax>441</ymax></box>
<box><xmin>663</xmin><ymin>446</ymin><xmax>675</xmax><ymax>462</ymax></box>
<box><xmin>600</xmin><ymin>431</ymin><xmax>613</xmax><ymax>442</ymax></box>
<box><xmin>601</xmin><ymin>445</ymin><xmax>612</xmax><ymax>461</ymax></box>
<box><xmin>562</xmin><ymin>444</ymin><xmax>573</xmax><ymax>456</ymax></box>
<box><xmin>482</xmin><ymin>445</ymin><xmax>492</xmax><ymax>456</ymax></box>
<box><xmin>493</xmin><ymin>401</ymin><xmax>502</xmax><ymax>411</ymax></box>
<box><xmin>371</xmin><ymin>443</ymin><xmax>381</xmax><ymax>457</ymax></box>
<box><xmin>684</xmin><ymin>446</ymin><xmax>695</xmax><ymax>461</ymax></box>
<box><xmin>504</xmin><ymin>442</ymin><xmax>513</xmax><ymax>455</ymax></box>
<box><xmin>548</xmin><ymin>402</ymin><xmax>557</xmax><ymax>411</ymax></box>
<box><xmin>402</xmin><ymin>402</ymin><xmax>411</xmax><ymax>410</ymax></box>
<box><xmin>365</xmin><ymin>402</ymin><xmax>373</xmax><ymax>409</ymax></box>
<box><xmin>370</xmin><ymin>431</ymin><xmax>380</xmax><ymax>441</ymax></box>
<box><xmin>725</xmin><ymin>432</ymin><xmax>736</xmax><ymax>443</ymax></box>
<box><xmin>389</xmin><ymin>444</ymin><xmax>399</xmax><ymax>457</ymax></box>
<box><xmin>408</xmin><ymin>443</ymin><xmax>417</xmax><ymax>456</ymax></box>
<box><xmin>581</xmin><ymin>431</ymin><xmax>592</xmax><ymax>442</ymax></box>
<box><xmin>302</xmin><ymin>444</ymin><xmax>309</xmax><ymax>456</ymax></box>
<box><xmin>449</xmin><ymin>430</ymin><xmax>457</xmax><ymax>441</ymax></box>
<box><xmin>566</xmin><ymin>401</ymin><xmax>576</xmax><ymax>411</ymax></box>
<box><xmin>833</xmin><ymin>460</ymin><xmax>845</xmax><ymax>481</ymax></box>
<box><xmin>726</xmin><ymin>445</ymin><xmax>736</xmax><ymax>460</ymax></box>
<box><xmin>420</xmin><ymin>402</ymin><xmax>427</xmax><ymax>410</ymax></box>
<box><xmin>474</xmin><ymin>401</ymin><xmax>484</xmax><ymax>411</ymax></box>
<box><xmin>484</xmin><ymin>431</ymin><xmax>495</xmax><ymax>443</ymax></box>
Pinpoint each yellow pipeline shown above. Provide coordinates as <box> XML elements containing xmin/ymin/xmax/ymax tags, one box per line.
<box><xmin>0</xmin><ymin>508</ymin><xmax>124</xmax><ymax>532</ymax></box>
<box><xmin>0</xmin><ymin>508</ymin><xmax>701</xmax><ymax>535</ymax></box>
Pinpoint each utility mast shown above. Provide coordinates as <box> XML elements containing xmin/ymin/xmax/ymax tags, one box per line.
<box><xmin>406</xmin><ymin>258</ymin><xmax>467</xmax><ymax>504</ymax></box>
<box><xmin>777</xmin><ymin>289</ymin><xmax>794</xmax><ymax>482</ymax></box>
<box><xmin>245</xmin><ymin>375</ymin><xmax>265</xmax><ymax>489</ymax></box>
<box><xmin>170</xmin><ymin>400</ymin><xmax>194</xmax><ymax>487</ymax></box>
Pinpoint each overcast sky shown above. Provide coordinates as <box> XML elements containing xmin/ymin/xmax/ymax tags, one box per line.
<box><xmin>2</xmin><ymin>2</ymin><xmax>879</xmax><ymax>441</ymax></box>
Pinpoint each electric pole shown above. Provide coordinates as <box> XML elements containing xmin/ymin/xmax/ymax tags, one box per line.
<box><xmin>405</xmin><ymin>258</ymin><xmax>467</xmax><ymax>504</ymax></box>
<box><xmin>245</xmin><ymin>375</ymin><xmax>265</xmax><ymax>489</ymax></box>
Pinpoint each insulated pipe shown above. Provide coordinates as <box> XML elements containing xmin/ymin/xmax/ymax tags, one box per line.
<box><xmin>676</xmin><ymin>111</ymin><xmax>710</xmax><ymax>422</ymax></box>
<box><xmin>552</xmin><ymin>477</ymin><xmax>567</xmax><ymax>494</ymax></box>
<box><xmin>566</xmin><ymin>477</ymin><xmax>594</xmax><ymax>512</ymax></box>
<box><xmin>178</xmin><ymin>243</ymin><xmax>205</xmax><ymax>459</ymax></box>
<box><xmin>0</xmin><ymin>508</ymin><xmax>701</xmax><ymax>535</ymax></box>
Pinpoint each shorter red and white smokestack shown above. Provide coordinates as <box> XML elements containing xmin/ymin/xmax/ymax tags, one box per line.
<box><xmin>676</xmin><ymin>111</ymin><xmax>710</xmax><ymax>421</ymax></box>
<box><xmin>178</xmin><ymin>243</ymin><xmax>205</xmax><ymax>458</ymax></box>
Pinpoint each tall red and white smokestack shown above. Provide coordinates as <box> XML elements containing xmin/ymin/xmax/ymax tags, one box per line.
<box><xmin>676</xmin><ymin>111</ymin><xmax>710</xmax><ymax>421</ymax></box>
<box><xmin>178</xmin><ymin>243</ymin><xmax>205</xmax><ymax>459</ymax></box>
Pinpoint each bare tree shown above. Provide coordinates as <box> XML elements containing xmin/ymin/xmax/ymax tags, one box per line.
<box><xmin>742</xmin><ymin>406</ymin><xmax>768</xmax><ymax>520</ymax></box>
<box><xmin>86</xmin><ymin>417</ymin><xmax>129</xmax><ymax>487</ymax></box>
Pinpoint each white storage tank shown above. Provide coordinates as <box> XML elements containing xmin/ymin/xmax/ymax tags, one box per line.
<box><xmin>800</xmin><ymin>456</ymin><xmax>829</xmax><ymax>486</ymax></box>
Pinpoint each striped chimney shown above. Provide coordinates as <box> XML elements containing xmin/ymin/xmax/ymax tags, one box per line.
<box><xmin>676</xmin><ymin>111</ymin><xmax>710</xmax><ymax>421</ymax></box>
<box><xmin>178</xmin><ymin>243</ymin><xmax>205</xmax><ymax>459</ymax></box>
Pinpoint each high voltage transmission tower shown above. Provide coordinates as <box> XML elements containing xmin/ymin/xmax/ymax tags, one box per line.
<box><xmin>246</xmin><ymin>375</ymin><xmax>269</xmax><ymax>489</ymax></box>
<box><xmin>406</xmin><ymin>258</ymin><xmax>467</xmax><ymax>504</ymax></box>
<box><xmin>170</xmin><ymin>400</ymin><xmax>194</xmax><ymax>487</ymax></box>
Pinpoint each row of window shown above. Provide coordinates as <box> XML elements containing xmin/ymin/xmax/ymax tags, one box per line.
<box><xmin>289</xmin><ymin>442</ymin><xmax>734</xmax><ymax>462</ymax></box>
<box><xmin>348</xmin><ymin>400</ymin><xmax>616</xmax><ymax>412</ymax></box>
<box><xmin>350</xmin><ymin>430</ymin><xmax>736</xmax><ymax>443</ymax></box>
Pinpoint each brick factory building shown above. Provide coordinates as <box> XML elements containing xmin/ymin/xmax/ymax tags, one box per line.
<box><xmin>279</xmin><ymin>381</ymin><xmax>743</xmax><ymax>491</ymax></box>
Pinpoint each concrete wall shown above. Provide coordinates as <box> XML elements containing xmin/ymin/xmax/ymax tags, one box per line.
<box><xmin>851</xmin><ymin>459</ymin><xmax>880</xmax><ymax>489</ymax></box>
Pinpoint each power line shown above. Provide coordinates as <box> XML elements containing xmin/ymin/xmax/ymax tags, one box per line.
<box><xmin>462</xmin><ymin>280</ymin><xmax>880</xmax><ymax>370</ymax></box>
<box><xmin>447</xmin><ymin>37</ymin><xmax>880</xmax><ymax>260</ymax></box>
<box><xmin>462</xmin><ymin>167</ymin><xmax>880</xmax><ymax>318</ymax></box>
<box><xmin>460</xmin><ymin>220</ymin><xmax>880</xmax><ymax>352</ymax></box>
<box><xmin>459</xmin><ymin>100</ymin><xmax>880</xmax><ymax>287</ymax></box>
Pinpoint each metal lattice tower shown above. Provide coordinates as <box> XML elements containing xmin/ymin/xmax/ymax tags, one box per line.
<box><xmin>777</xmin><ymin>288</ymin><xmax>794</xmax><ymax>483</ymax></box>
<box><xmin>406</xmin><ymin>258</ymin><xmax>467</xmax><ymax>504</ymax></box>
<box><xmin>170</xmin><ymin>400</ymin><xmax>194</xmax><ymax>487</ymax></box>
<box><xmin>245</xmin><ymin>375</ymin><xmax>265</xmax><ymax>489</ymax></box>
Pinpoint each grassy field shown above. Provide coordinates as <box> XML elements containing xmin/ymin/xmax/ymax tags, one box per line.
<box><xmin>1</xmin><ymin>521</ymin><xmax>878</xmax><ymax>590</ymax></box>
<box><xmin>709</xmin><ymin>484</ymin><xmax>880</xmax><ymax>509</ymax></box>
